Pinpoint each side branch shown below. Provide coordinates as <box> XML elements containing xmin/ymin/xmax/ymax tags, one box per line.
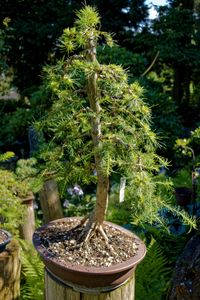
<box><xmin>141</xmin><ymin>51</ymin><xmax>160</xmax><ymax>77</ymax></box>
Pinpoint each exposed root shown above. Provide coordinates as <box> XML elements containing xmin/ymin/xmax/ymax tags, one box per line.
<box><xmin>73</xmin><ymin>215</ymin><xmax>89</xmax><ymax>230</ymax></box>
<box><xmin>76</xmin><ymin>218</ymin><xmax>116</xmax><ymax>255</ymax></box>
<box><xmin>79</xmin><ymin>220</ymin><xmax>96</xmax><ymax>243</ymax></box>
<box><xmin>98</xmin><ymin>225</ymin><xmax>108</xmax><ymax>242</ymax></box>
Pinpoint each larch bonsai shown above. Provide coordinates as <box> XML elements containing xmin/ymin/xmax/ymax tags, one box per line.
<box><xmin>36</xmin><ymin>6</ymin><xmax>171</xmax><ymax>244</ymax></box>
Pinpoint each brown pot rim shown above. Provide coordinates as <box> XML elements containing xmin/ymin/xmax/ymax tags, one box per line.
<box><xmin>33</xmin><ymin>217</ymin><xmax>146</xmax><ymax>275</ymax></box>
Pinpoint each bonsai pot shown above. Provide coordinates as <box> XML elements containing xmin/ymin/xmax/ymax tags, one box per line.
<box><xmin>0</xmin><ymin>229</ymin><xmax>12</xmax><ymax>252</ymax></box>
<box><xmin>175</xmin><ymin>187</ymin><xmax>192</xmax><ymax>206</ymax></box>
<box><xmin>33</xmin><ymin>217</ymin><xmax>146</xmax><ymax>292</ymax></box>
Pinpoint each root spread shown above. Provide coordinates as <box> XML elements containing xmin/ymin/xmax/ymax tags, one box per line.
<box><xmin>76</xmin><ymin>217</ymin><xmax>116</xmax><ymax>254</ymax></box>
<box><xmin>38</xmin><ymin>218</ymin><xmax>138</xmax><ymax>267</ymax></box>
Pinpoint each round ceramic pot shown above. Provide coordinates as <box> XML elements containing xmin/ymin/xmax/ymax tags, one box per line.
<box><xmin>0</xmin><ymin>229</ymin><xmax>12</xmax><ymax>252</ymax></box>
<box><xmin>33</xmin><ymin>217</ymin><xmax>146</xmax><ymax>292</ymax></box>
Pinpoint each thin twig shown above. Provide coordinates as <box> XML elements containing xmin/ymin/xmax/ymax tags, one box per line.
<box><xmin>141</xmin><ymin>51</ymin><xmax>160</xmax><ymax>77</ymax></box>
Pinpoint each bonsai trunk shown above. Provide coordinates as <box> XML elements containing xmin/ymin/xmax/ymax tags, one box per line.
<box><xmin>80</xmin><ymin>32</ymin><xmax>109</xmax><ymax>241</ymax></box>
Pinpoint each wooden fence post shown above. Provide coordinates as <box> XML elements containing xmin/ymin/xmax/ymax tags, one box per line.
<box><xmin>44</xmin><ymin>269</ymin><xmax>135</xmax><ymax>300</ymax></box>
<box><xmin>20</xmin><ymin>192</ymin><xmax>35</xmax><ymax>243</ymax></box>
<box><xmin>39</xmin><ymin>178</ymin><xmax>63</xmax><ymax>223</ymax></box>
<box><xmin>0</xmin><ymin>240</ymin><xmax>21</xmax><ymax>300</ymax></box>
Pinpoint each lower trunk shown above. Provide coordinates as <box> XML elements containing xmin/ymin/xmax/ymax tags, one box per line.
<box><xmin>77</xmin><ymin>174</ymin><xmax>109</xmax><ymax>244</ymax></box>
<box><xmin>91</xmin><ymin>175</ymin><xmax>109</xmax><ymax>225</ymax></box>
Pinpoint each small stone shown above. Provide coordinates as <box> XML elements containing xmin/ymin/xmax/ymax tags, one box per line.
<box><xmin>69</xmin><ymin>239</ymin><xmax>76</xmax><ymax>245</ymax></box>
<box><xmin>41</xmin><ymin>221</ymin><xmax>138</xmax><ymax>268</ymax></box>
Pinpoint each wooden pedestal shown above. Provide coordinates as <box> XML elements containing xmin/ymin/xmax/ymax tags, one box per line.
<box><xmin>44</xmin><ymin>269</ymin><xmax>135</xmax><ymax>300</ymax></box>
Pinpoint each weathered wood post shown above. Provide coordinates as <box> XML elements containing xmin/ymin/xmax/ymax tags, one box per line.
<box><xmin>0</xmin><ymin>240</ymin><xmax>21</xmax><ymax>300</ymax></box>
<box><xmin>45</xmin><ymin>269</ymin><xmax>135</xmax><ymax>300</ymax></box>
<box><xmin>39</xmin><ymin>178</ymin><xmax>63</xmax><ymax>223</ymax></box>
<box><xmin>28</xmin><ymin>126</ymin><xmax>63</xmax><ymax>223</ymax></box>
<box><xmin>20</xmin><ymin>192</ymin><xmax>35</xmax><ymax>243</ymax></box>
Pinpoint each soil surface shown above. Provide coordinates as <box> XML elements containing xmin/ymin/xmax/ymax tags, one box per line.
<box><xmin>0</xmin><ymin>230</ymin><xmax>8</xmax><ymax>244</ymax></box>
<box><xmin>38</xmin><ymin>219</ymin><xmax>138</xmax><ymax>268</ymax></box>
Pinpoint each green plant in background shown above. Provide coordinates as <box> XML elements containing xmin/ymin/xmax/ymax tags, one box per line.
<box><xmin>136</xmin><ymin>239</ymin><xmax>171</xmax><ymax>300</ymax></box>
<box><xmin>20</xmin><ymin>240</ymin><xmax>44</xmax><ymax>300</ymax></box>
<box><xmin>172</xmin><ymin>168</ymin><xmax>192</xmax><ymax>190</ymax></box>
<box><xmin>0</xmin><ymin>153</ymin><xmax>44</xmax><ymax>299</ymax></box>
<box><xmin>175</xmin><ymin>138</ymin><xmax>195</xmax><ymax>163</ymax></box>
<box><xmin>63</xmin><ymin>185</ymin><xmax>96</xmax><ymax>217</ymax></box>
<box><xmin>0</xmin><ymin>151</ymin><xmax>13</xmax><ymax>161</ymax></box>
<box><xmin>0</xmin><ymin>152</ymin><xmax>27</xmax><ymax>234</ymax></box>
<box><xmin>0</xmin><ymin>17</ymin><xmax>14</xmax><ymax>95</ymax></box>
<box><xmin>15</xmin><ymin>158</ymin><xmax>43</xmax><ymax>194</ymax></box>
<box><xmin>140</xmin><ymin>72</ymin><xmax>183</xmax><ymax>160</ymax></box>
<box><xmin>97</xmin><ymin>44</ymin><xmax>183</xmax><ymax>161</ymax></box>
<box><xmin>0</xmin><ymin>81</ymin><xmax>53</xmax><ymax>155</ymax></box>
<box><xmin>0</xmin><ymin>106</ymin><xmax>35</xmax><ymax>150</ymax></box>
<box><xmin>104</xmin><ymin>181</ymin><xmax>133</xmax><ymax>225</ymax></box>
<box><xmin>174</xmin><ymin>132</ymin><xmax>200</xmax><ymax>202</ymax></box>
<box><xmin>136</xmin><ymin>219</ymin><xmax>192</xmax><ymax>300</ymax></box>
<box><xmin>175</xmin><ymin>129</ymin><xmax>200</xmax><ymax>169</ymax></box>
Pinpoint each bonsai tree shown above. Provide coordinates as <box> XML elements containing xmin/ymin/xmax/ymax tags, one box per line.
<box><xmin>36</xmin><ymin>6</ymin><xmax>193</xmax><ymax>244</ymax></box>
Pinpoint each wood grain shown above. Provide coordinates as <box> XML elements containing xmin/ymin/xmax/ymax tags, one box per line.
<box><xmin>45</xmin><ymin>269</ymin><xmax>135</xmax><ymax>300</ymax></box>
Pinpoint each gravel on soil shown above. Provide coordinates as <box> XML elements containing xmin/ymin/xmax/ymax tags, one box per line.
<box><xmin>38</xmin><ymin>219</ymin><xmax>138</xmax><ymax>268</ymax></box>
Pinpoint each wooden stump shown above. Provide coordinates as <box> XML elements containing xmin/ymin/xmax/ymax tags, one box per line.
<box><xmin>39</xmin><ymin>179</ymin><xmax>63</xmax><ymax>223</ymax></box>
<box><xmin>0</xmin><ymin>240</ymin><xmax>21</xmax><ymax>300</ymax></box>
<box><xmin>45</xmin><ymin>269</ymin><xmax>135</xmax><ymax>300</ymax></box>
<box><xmin>20</xmin><ymin>192</ymin><xmax>35</xmax><ymax>243</ymax></box>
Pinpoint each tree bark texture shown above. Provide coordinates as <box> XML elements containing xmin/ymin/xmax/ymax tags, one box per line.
<box><xmin>0</xmin><ymin>240</ymin><xmax>21</xmax><ymax>300</ymax></box>
<box><xmin>167</xmin><ymin>232</ymin><xmax>200</xmax><ymax>300</ymax></box>
<box><xmin>45</xmin><ymin>269</ymin><xmax>135</xmax><ymax>300</ymax></box>
<box><xmin>19</xmin><ymin>192</ymin><xmax>35</xmax><ymax>243</ymax></box>
<box><xmin>39</xmin><ymin>179</ymin><xmax>63</xmax><ymax>224</ymax></box>
<box><xmin>86</xmin><ymin>33</ymin><xmax>109</xmax><ymax>226</ymax></box>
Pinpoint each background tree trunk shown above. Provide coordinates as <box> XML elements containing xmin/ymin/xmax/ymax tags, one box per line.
<box><xmin>44</xmin><ymin>269</ymin><xmax>135</xmax><ymax>300</ymax></box>
<box><xmin>39</xmin><ymin>178</ymin><xmax>63</xmax><ymax>224</ymax></box>
<box><xmin>173</xmin><ymin>66</ymin><xmax>191</xmax><ymax>124</ymax></box>
<box><xmin>0</xmin><ymin>240</ymin><xmax>21</xmax><ymax>300</ymax></box>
